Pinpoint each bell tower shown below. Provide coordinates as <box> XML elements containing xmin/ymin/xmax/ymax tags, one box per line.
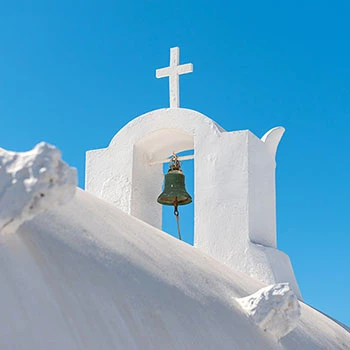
<box><xmin>85</xmin><ymin>47</ymin><xmax>302</xmax><ymax>299</ymax></box>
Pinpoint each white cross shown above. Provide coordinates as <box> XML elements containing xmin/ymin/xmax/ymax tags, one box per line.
<box><xmin>156</xmin><ymin>47</ymin><xmax>193</xmax><ymax>108</ymax></box>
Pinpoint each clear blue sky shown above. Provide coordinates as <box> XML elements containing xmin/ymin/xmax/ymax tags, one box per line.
<box><xmin>1</xmin><ymin>1</ymin><xmax>349</xmax><ymax>325</ymax></box>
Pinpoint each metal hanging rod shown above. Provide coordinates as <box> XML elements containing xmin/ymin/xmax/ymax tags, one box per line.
<box><xmin>149</xmin><ymin>154</ymin><xmax>194</xmax><ymax>165</ymax></box>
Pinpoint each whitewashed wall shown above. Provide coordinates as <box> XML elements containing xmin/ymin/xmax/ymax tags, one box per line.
<box><xmin>85</xmin><ymin>108</ymin><xmax>301</xmax><ymax>298</ymax></box>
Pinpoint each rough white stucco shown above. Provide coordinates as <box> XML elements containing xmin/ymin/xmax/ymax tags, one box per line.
<box><xmin>236</xmin><ymin>283</ymin><xmax>301</xmax><ymax>341</ymax></box>
<box><xmin>85</xmin><ymin>108</ymin><xmax>301</xmax><ymax>298</ymax></box>
<box><xmin>0</xmin><ymin>142</ymin><xmax>77</xmax><ymax>234</ymax></box>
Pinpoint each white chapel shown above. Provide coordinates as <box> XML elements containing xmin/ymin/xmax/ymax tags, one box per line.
<box><xmin>0</xmin><ymin>47</ymin><xmax>348</xmax><ymax>349</ymax></box>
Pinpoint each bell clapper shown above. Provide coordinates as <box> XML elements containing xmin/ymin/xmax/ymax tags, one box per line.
<box><xmin>173</xmin><ymin>197</ymin><xmax>182</xmax><ymax>241</ymax></box>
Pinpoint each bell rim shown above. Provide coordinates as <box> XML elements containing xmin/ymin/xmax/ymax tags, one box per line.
<box><xmin>157</xmin><ymin>196</ymin><xmax>192</xmax><ymax>206</ymax></box>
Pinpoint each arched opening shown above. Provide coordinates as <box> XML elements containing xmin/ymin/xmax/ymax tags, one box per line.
<box><xmin>131</xmin><ymin>128</ymin><xmax>195</xmax><ymax>238</ymax></box>
<box><xmin>161</xmin><ymin>149</ymin><xmax>194</xmax><ymax>245</ymax></box>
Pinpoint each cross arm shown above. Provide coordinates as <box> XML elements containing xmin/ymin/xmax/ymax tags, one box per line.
<box><xmin>177</xmin><ymin>63</ymin><xmax>193</xmax><ymax>75</ymax></box>
<box><xmin>156</xmin><ymin>67</ymin><xmax>172</xmax><ymax>79</ymax></box>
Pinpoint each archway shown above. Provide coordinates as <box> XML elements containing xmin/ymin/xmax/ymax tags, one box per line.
<box><xmin>132</xmin><ymin>128</ymin><xmax>194</xmax><ymax>241</ymax></box>
<box><xmin>160</xmin><ymin>149</ymin><xmax>194</xmax><ymax>244</ymax></box>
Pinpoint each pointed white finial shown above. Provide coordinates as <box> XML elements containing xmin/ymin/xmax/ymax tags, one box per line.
<box><xmin>156</xmin><ymin>47</ymin><xmax>193</xmax><ymax>108</ymax></box>
<box><xmin>261</xmin><ymin>127</ymin><xmax>285</xmax><ymax>158</ymax></box>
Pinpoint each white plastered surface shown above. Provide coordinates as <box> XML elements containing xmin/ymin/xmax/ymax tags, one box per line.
<box><xmin>86</xmin><ymin>108</ymin><xmax>301</xmax><ymax>298</ymax></box>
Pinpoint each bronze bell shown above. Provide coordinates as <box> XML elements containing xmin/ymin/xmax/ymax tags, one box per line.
<box><xmin>157</xmin><ymin>154</ymin><xmax>192</xmax><ymax>206</ymax></box>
